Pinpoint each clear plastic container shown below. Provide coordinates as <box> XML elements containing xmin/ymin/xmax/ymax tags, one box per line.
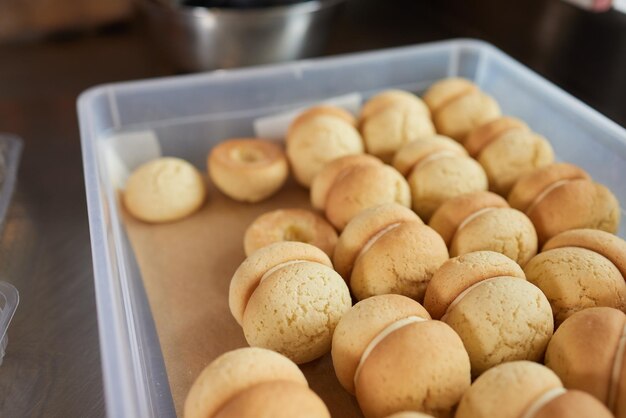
<box><xmin>77</xmin><ymin>39</ymin><xmax>626</xmax><ymax>418</ymax></box>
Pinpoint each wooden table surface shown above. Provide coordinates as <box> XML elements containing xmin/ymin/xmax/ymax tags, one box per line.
<box><xmin>0</xmin><ymin>0</ymin><xmax>623</xmax><ymax>416</ymax></box>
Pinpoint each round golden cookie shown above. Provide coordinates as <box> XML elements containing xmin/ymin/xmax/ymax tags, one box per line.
<box><xmin>243</xmin><ymin>209</ymin><xmax>338</xmax><ymax>257</ymax></box>
<box><xmin>464</xmin><ymin>116</ymin><xmax>529</xmax><ymax>157</ymax></box>
<box><xmin>392</xmin><ymin>135</ymin><xmax>467</xmax><ymax>176</ymax></box>
<box><xmin>545</xmin><ymin>307</ymin><xmax>626</xmax><ymax>417</ymax></box>
<box><xmin>508</xmin><ymin>163</ymin><xmax>590</xmax><ymax>212</ymax></box>
<box><xmin>333</xmin><ymin>203</ymin><xmax>422</xmax><ymax>280</ymax></box>
<box><xmin>331</xmin><ymin>294</ymin><xmax>431</xmax><ymax>394</ymax></box>
<box><xmin>355</xmin><ymin>319</ymin><xmax>471</xmax><ymax>418</ymax></box>
<box><xmin>243</xmin><ymin>260</ymin><xmax>351</xmax><ymax>363</ymax></box>
<box><xmin>450</xmin><ymin>207</ymin><xmax>538</xmax><ymax>266</ymax></box>
<box><xmin>531</xmin><ymin>390</ymin><xmax>614</xmax><ymax>418</ymax></box>
<box><xmin>229</xmin><ymin>241</ymin><xmax>332</xmax><ymax>326</ymax></box>
<box><xmin>310</xmin><ymin>154</ymin><xmax>382</xmax><ymax>210</ymax></box>
<box><xmin>184</xmin><ymin>347</ymin><xmax>307</xmax><ymax>418</ymax></box>
<box><xmin>408</xmin><ymin>153</ymin><xmax>488</xmax><ymax>221</ymax></box>
<box><xmin>543</xmin><ymin>229</ymin><xmax>626</xmax><ymax>280</ymax></box>
<box><xmin>124</xmin><ymin>157</ymin><xmax>206</xmax><ymax>223</ymax></box>
<box><xmin>208</xmin><ymin>138</ymin><xmax>288</xmax><ymax>202</ymax></box>
<box><xmin>429</xmin><ymin>191</ymin><xmax>509</xmax><ymax>246</ymax></box>
<box><xmin>478</xmin><ymin>130</ymin><xmax>554</xmax><ymax>196</ymax></box>
<box><xmin>455</xmin><ymin>361</ymin><xmax>563</xmax><ymax>418</ymax></box>
<box><xmin>286</xmin><ymin>107</ymin><xmax>364</xmax><ymax>187</ymax></box>
<box><xmin>432</xmin><ymin>89</ymin><xmax>501</xmax><ymax>142</ymax></box>
<box><xmin>383</xmin><ymin>413</ymin><xmax>436</xmax><ymax>418</ymax></box>
<box><xmin>351</xmin><ymin>222</ymin><xmax>449</xmax><ymax>302</ymax></box>
<box><xmin>424</xmin><ymin>251</ymin><xmax>526</xmax><ymax>320</ymax></box>
<box><xmin>531</xmin><ymin>180</ymin><xmax>620</xmax><ymax>245</ymax></box>
<box><xmin>360</xmin><ymin>90</ymin><xmax>430</xmax><ymax>121</ymax></box>
<box><xmin>393</xmin><ymin>135</ymin><xmax>488</xmax><ymax>220</ymax></box>
<box><xmin>213</xmin><ymin>381</ymin><xmax>330</xmax><ymax>418</ymax></box>
<box><xmin>361</xmin><ymin>101</ymin><xmax>436</xmax><ymax>162</ymax></box>
<box><xmin>324</xmin><ymin>163</ymin><xmax>411</xmax><ymax>231</ymax></box>
<box><xmin>423</xmin><ymin>77</ymin><xmax>479</xmax><ymax>113</ymax></box>
<box><xmin>524</xmin><ymin>247</ymin><xmax>626</xmax><ymax>327</ymax></box>
<box><xmin>443</xmin><ymin>277</ymin><xmax>553</xmax><ymax>376</ymax></box>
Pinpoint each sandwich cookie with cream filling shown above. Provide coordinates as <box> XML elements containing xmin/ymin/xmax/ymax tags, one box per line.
<box><xmin>455</xmin><ymin>361</ymin><xmax>612</xmax><ymax>418</ymax></box>
<box><xmin>424</xmin><ymin>251</ymin><xmax>553</xmax><ymax>377</ymax></box>
<box><xmin>228</xmin><ymin>242</ymin><xmax>351</xmax><ymax>364</ymax></box>
<box><xmin>331</xmin><ymin>294</ymin><xmax>470</xmax><ymax>418</ymax></box>
<box><xmin>333</xmin><ymin>203</ymin><xmax>448</xmax><ymax>302</ymax></box>
<box><xmin>392</xmin><ymin>135</ymin><xmax>487</xmax><ymax>221</ymax></box>
<box><xmin>429</xmin><ymin>191</ymin><xmax>538</xmax><ymax>266</ymax></box>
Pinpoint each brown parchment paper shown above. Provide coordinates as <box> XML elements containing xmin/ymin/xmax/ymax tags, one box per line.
<box><xmin>121</xmin><ymin>179</ymin><xmax>363</xmax><ymax>418</ymax></box>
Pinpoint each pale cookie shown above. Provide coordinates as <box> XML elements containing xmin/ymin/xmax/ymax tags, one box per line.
<box><xmin>478</xmin><ymin>130</ymin><xmax>554</xmax><ymax>196</ymax></box>
<box><xmin>543</xmin><ymin>229</ymin><xmax>626</xmax><ymax>280</ymax></box>
<box><xmin>124</xmin><ymin>157</ymin><xmax>206</xmax><ymax>223</ymax></box>
<box><xmin>449</xmin><ymin>206</ymin><xmax>538</xmax><ymax>266</ymax></box>
<box><xmin>464</xmin><ymin>116</ymin><xmax>529</xmax><ymax>157</ymax></box>
<box><xmin>229</xmin><ymin>242</ymin><xmax>350</xmax><ymax>364</ymax></box>
<box><xmin>208</xmin><ymin>138</ymin><xmax>288</xmax><ymax>202</ymax></box>
<box><xmin>423</xmin><ymin>78</ymin><xmax>501</xmax><ymax>142</ymax></box>
<box><xmin>324</xmin><ymin>163</ymin><xmax>411</xmax><ymax>231</ymax></box>
<box><xmin>393</xmin><ymin>136</ymin><xmax>487</xmax><ymax>220</ymax></box>
<box><xmin>350</xmin><ymin>221</ymin><xmax>448</xmax><ymax>302</ymax></box>
<box><xmin>429</xmin><ymin>191</ymin><xmax>509</xmax><ymax>246</ymax></box>
<box><xmin>355</xmin><ymin>319</ymin><xmax>470</xmax><ymax>418</ymax></box>
<box><xmin>455</xmin><ymin>361</ymin><xmax>563</xmax><ymax>418</ymax></box>
<box><xmin>184</xmin><ymin>347</ymin><xmax>307</xmax><ymax>418</ymax></box>
<box><xmin>243</xmin><ymin>209</ymin><xmax>338</xmax><ymax>257</ymax></box>
<box><xmin>361</xmin><ymin>101</ymin><xmax>435</xmax><ymax>162</ymax></box>
<box><xmin>332</xmin><ymin>295</ymin><xmax>469</xmax><ymax>418</ymax></box>
<box><xmin>524</xmin><ymin>247</ymin><xmax>626</xmax><ymax>327</ymax></box>
<box><xmin>426</xmin><ymin>253</ymin><xmax>552</xmax><ymax>376</ymax></box>
<box><xmin>287</xmin><ymin>106</ymin><xmax>364</xmax><ymax>187</ymax></box>
<box><xmin>333</xmin><ymin>203</ymin><xmax>422</xmax><ymax>280</ymax></box>
<box><xmin>545</xmin><ymin>307</ymin><xmax>626</xmax><ymax>417</ymax></box>
<box><xmin>424</xmin><ymin>251</ymin><xmax>526</xmax><ymax>320</ymax></box>
<box><xmin>310</xmin><ymin>154</ymin><xmax>382</xmax><ymax>210</ymax></box>
<box><xmin>508</xmin><ymin>163</ymin><xmax>620</xmax><ymax>244</ymax></box>
<box><xmin>331</xmin><ymin>294</ymin><xmax>431</xmax><ymax>394</ymax></box>
<box><xmin>213</xmin><ymin>381</ymin><xmax>330</xmax><ymax>418</ymax></box>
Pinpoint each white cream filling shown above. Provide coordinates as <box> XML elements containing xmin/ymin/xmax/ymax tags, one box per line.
<box><xmin>520</xmin><ymin>387</ymin><xmax>567</xmax><ymax>418</ymax></box>
<box><xmin>440</xmin><ymin>277</ymin><xmax>502</xmax><ymax>322</ymax></box>
<box><xmin>354</xmin><ymin>222</ymin><xmax>402</xmax><ymax>265</ymax></box>
<box><xmin>353</xmin><ymin>315</ymin><xmax>427</xmax><ymax>386</ymax></box>
<box><xmin>525</xmin><ymin>179</ymin><xmax>572</xmax><ymax>215</ymax></box>
<box><xmin>608</xmin><ymin>324</ymin><xmax>626</xmax><ymax>412</ymax></box>
<box><xmin>454</xmin><ymin>207</ymin><xmax>497</xmax><ymax>236</ymax></box>
<box><xmin>408</xmin><ymin>150</ymin><xmax>460</xmax><ymax>177</ymax></box>
<box><xmin>259</xmin><ymin>260</ymin><xmax>309</xmax><ymax>284</ymax></box>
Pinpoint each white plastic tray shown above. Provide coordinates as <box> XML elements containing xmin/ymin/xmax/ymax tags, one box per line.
<box><xmin>77</xmin><ymin>39</ymin><xmax>626</xmax><ymax>418</ymax></box>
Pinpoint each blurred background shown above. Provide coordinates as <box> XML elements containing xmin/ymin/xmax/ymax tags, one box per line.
<box><xmin>0</xmin><ymin>0</ymin><xmax>624</xmax><ymax>417</ymax></box>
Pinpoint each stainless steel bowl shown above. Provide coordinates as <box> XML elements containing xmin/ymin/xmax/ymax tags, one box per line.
<box><xmin>141</xmin><ymin>0</ymin><xmax>345</xmax><ymax>71</ymax></box>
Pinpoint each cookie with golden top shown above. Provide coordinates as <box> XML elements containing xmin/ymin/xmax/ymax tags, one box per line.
<box><xmin>334</xmin><ymin>203</ymin><xmax>447</xmax><ymax>302</ymax></box>
<box><xmin>429</xmin><ymin>191</ymin><xmax>538</xmax><ymax>266</ymax></box>
<box><xmin>424</xmin><ymin>251</ymin><xmax>553</xmax><ymax>377</ymax></box>
<box><xmin>286</xmin><ymin>106</ymin><xmax>364</xmax><ymax>187</ymax></box>
<box><xmin>508</xmin><ymin>163</ymin><xmax>620</xmax><ymax>245</ymax></box>
<box><xmin>229</xmin><ymin>242</ymin><xmax>351</xmax><ymax>364</ymax></box>
<box><xmin>392</xmin><ymin>135</ymin><xmax>488</xmax><ymax>220</ymax></box>
<box><xmin>331</xmin><ymin>294</ymin><xmax>470</xmax><ymax>418</ymax></box>
<box><xmin>208</xmin><ymin>138</ymin><xmax>288</xmax><ymax>202</ymax></box>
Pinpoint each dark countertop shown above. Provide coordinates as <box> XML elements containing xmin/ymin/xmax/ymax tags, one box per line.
<box><xmin>0</xmin><ymin>1</ymin><xmax>623</xmax><ymax>416</ymax></box>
